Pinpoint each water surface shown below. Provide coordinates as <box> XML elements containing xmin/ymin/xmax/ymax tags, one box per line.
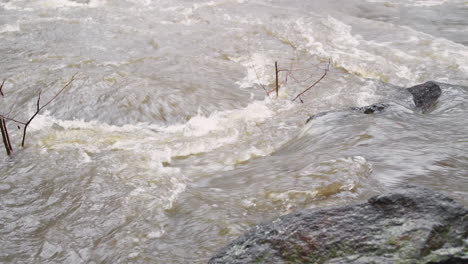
<box><xmin>0</xmin><ymin>0</ymin><xmax>467</xmax><ymax>263</ymax></box>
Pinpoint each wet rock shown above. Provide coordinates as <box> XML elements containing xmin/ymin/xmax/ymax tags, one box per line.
<box><xmin>306</xmin><ymin>81</ymin><xmax>442</xmax><ymax>123</ymax></box>
<box><xmin>407</xmin><ymin>81</ymin><xmax>442</xmax><ymax>112</ymax></box>
<box><xmin>305</xmin><ymin>103</ymin><xmax>388</xmax><ymax>124</ymax></box>
<box><xmin>351</xmin><ymin>103</ymin><xmax>389</xmax><ymax>114</ymax></box>
<box><xmin>209</xmin><ymin>185</ymin><xmax>467</xmax><ymax>264</ymax></box>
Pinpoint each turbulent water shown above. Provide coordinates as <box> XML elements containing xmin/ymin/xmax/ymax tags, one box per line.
<box><xmin>0</xmin><ymin>0</ymin><xmax>467</xmax><ymax>263</ymax></box>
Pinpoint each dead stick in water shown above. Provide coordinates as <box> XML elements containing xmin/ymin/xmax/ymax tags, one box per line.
<box><xmin>21</xmin><ymin>75</ymin><xmax>75</xmax><ymax>147</ymax></box>
<box><xmin>0</xmin><ymin>79</ymin><xmax>5</xmax><ymax>97</ymax></box>
<box><xmin>3</xmin><ymin>119</ymin><xmax>12</xmax><ymax>152</ymax></box>
<box><xmin>0</xmin><ymin>118</ymin><xmax>11</xmax><ymax>156</ymax></box>
<box><xmin>275</xmin><ymin>61</ymin><xmax>279</xmax><ymax>97</ymax></box>
<box><xmin>292</xmin><ymin>59</ymin><xmax>331</xmax><ymax>103</ymax></box>
<box><xmin>0</xmin><ymin>80</ymin><xmax>12</xmax><ymax>155</ymax></box>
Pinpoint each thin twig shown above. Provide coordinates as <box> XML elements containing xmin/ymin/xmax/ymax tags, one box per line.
<box><xmin>36</xmin><ymin>90</ymin><xmax>41</xmax><ymax>112</ymax></box>
<box><xmin>275</xmin><ymin>61</ymin><xmax>279</xmax><ymax>97</ymax></box>
<box><xmin>39</xmin><ymin>75</ymin><xmax>75</xmax><ymax>110</ymax></box>
<box><xmin>0</xmin><ymin>118</ymin><xmax>11</xmax><ymax>156</ymax></box>
<box><xmin>0</xmin><ymin>79</ymin><xmax>26</xmax><ymax>125</ymax></box>
<box><xmin>3</xmin><ymin>119</ymin><xmax>12</xmax><ymax>152</ymax></box>
<box><xmin>0</xmin><ymin>79</ymin><xmax>5</xmax><ymax>97</ymax></box>
<box><xmin>21</xmin><ymin>76</ymin><xmax>75</xmax><ymax>147</ymax></box>
<box><xmin>279</xmin><ymin>63</ymin><xmax>325</xmax><ymax>84</ymax></box>
<box><xmin>21</xmin><ymin>90</ymin><xmax>40</xmax><ymax>147</ymax></box>
<box><xmin>292</xmin><ymin>59</ymin><xmax>331</xmax><ymax>102</ymax></box>
<box><xmin>0</xmin><ymin>114</ymin><xmax>27</xmax><ymax>125</ymax></box>
<box><xmin>278</xmin><ymin>69</ymin><xmax>301</xmax><ymax>83</ymax></box>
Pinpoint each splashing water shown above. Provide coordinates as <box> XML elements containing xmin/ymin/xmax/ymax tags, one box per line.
<box><xmin>0</xmin><ymin>0</ymin><xmax>467</xmax><ymax>263</ymax></box>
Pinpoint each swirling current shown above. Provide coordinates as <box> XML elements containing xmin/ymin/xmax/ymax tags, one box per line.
<box><xmin>0</xmin><ymin>0</ymin><xmax>467</xmax><ymax>263</ymax></box>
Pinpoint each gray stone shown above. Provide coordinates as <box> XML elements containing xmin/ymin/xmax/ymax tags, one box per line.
<box><xmin>407</xmin><ymin>81</ymin><xmax>442</xmax><ymax>112</ymax></box>
<box><xmin>306</xmin><ymin>81</ymin><xmax>442</xmax><ymax>123</ymax></box>
<box><xmin>351</xmin><ymin>103</ymin><xmax>389</xmax><ymax>114</ymax></box>
<box><xmin>209</xmin><ymin>185</ymin><xmax>467</xmax><ymax>264</ymax></box>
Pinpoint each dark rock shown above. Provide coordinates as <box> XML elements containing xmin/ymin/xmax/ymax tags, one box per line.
<box><xmin>209</xmin><ymin>185</ymin><xmax>467</xmax><ymax>264</ymax></box>
<box><xmin>306</xmin><ymin>81</ymin><xmax>442</xmax><ymax>123</ymax></box>
<box><xmin>351</xmin><ymin>103</ymin><xmax>389</xmax><ymax>114</ymax></box>
<box><xmin>305</xmin><ymin>103</ymin><xmax>388</xmax><ymax>124</ymax></box>
<box><xmin>407</xmin><ymin>81</ymin><xmax>442</xmax><ymax>112</ymax></box>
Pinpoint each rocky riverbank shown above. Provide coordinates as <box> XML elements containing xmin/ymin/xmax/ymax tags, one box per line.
<box><xmin>209</xmin><ymin>185</ymin><xmax>467</xmax><ymax>263</ymax></box>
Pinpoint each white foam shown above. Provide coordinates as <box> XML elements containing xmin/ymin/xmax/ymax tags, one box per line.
<box><xmin>30</xmin><ymin>96</ymin><xmax>281</xmax><ymax>170</ymax></box>
<box><xmin>147</xmin><ymin>230</ymin><xmax>164</xmax><ymax>239</ymax></box>
<box><xmin>231</xmin><ymin>53</ymin><xmax>274</xmax><ymax>89</ymax></box>
<box><xmin>0</xmin><ymin>23</ymin><xmax>20</xmax><ymax>33</ymax></box>
<box><xmin>297</xmin><ymin>16</ymin><xmax>393</xmax><ymax>82</ymax></box>
<box><xmin>1</xmin><ymin>0</ymin><xmax>106</xmax><ymax>10</ymax></box>
<box><xmin>163</xmin><ymin>100</ymin><xmax>274</xmax><ymax>136</ymax></box>
<box><xmin>126</xmin><ymin>0</ymin><xmax>151</xmax><ymax>6</ymax></box>
<box><xmin>365</xmin><ymin>0</ymin><xmax>451</xmax><ymax>6</ymax></box>
<box><xmin>160</xmin><ymin>1</ymin><xmax>217</xmax><ymax>25</ymax></box>
<box><xmin>292</xmin><ymin>15</ymin><xmax>468</xmax><ymax>86</ymax></box>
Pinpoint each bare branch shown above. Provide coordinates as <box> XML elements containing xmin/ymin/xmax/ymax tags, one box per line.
<box><xmin>0</xmin><ymin>79</ymin><xmax>26</xmax><ymax>125</ymax></box>
<box><xmin>3</xmin><ymin>119</ymin><xmax>12</xmax><ymax>152</ymax></box>
<box><xmin>275</xmin><ymin>61</ymin><xmax>279</xmax><ymax>97</ymax></box>
<box><xmin>36</xmin><ymin>90</ymin><xmax>42</xmax><ymax>112</ymax></box>
<box><xmin>0</xmin><ymin>79</ymin><xmax>5</xmax><ymax>97</ymax></box>
<box><xmin>278</xmin><ymin>69</ymin><xmax>301</xmax><ymax>84</ymax></box>
<box><xmin>0</xmin><ymin>114</ymin><xmax>27</xmax><ymax>125</ymax></box>
<box><xmin>21</xmin><ymin>76</ymin><xmax>75</xmax><ymax>147</ymax></box>
<box><xmin>39</xmin><ymin>75</ymin><xmax>74</xmax><ymax>111</ymax></box>
<box><xmin>0</xmin><ymin>118</ymin><xmax>12</xmax><ymax>156</ymax></box>
<box><xmin>292</xmin><ymin>59</ymin><xmax>331</xmax><ymax>102</ymax></box>
<box><xmin>21</xmin><ymin>90</ymin><xmax>41</xmax><ymax>147</ymax></box>
<box><xmin>0</xmin><ymin>75</ymin><xmax>76</xmax><ymax>154</ymax></box>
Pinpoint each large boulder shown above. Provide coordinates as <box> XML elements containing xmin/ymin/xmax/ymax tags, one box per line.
<box><xmin>407</xmin><ymin>81</ymin><xmax>442</xmax><ymax>112</ymax></box>
<box><xmin>209</xmin><ymin>185</ymin><xmax>467</xmax><ymax>264</ymax></box>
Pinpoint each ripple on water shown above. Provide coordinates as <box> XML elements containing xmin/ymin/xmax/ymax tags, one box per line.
<box><xmin>0</xmin><ymin>0</ymin><xmax>467</xmax><ymax>263</ymax></box>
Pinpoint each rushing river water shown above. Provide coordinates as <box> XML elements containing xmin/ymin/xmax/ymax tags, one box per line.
<box><xmin>1</xmin><ymin>0</ymin><xmax>467</xmax><ymax>263</ymax></box>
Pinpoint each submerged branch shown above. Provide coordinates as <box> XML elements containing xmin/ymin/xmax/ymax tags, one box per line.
<box><xmin>0</xmin><ymin>118</ymin><xmax>12</xmax><ymax>156</ymax></box>
<box><xmin>0</xmin><ymin>75</ymin><xmax>75</xmax><ymax>155</ymax></box>
<box><xmin>0</xmin><ymin>79</ymin><xmax>5</xmax><ymax>97</ymax></box>
<box><xmin>275</xmin><ymin>61</ymin><xmax>279</xmax><ymax>97</ymax></box>
<box><xmin>0</xmin><ymin>114</ymin><xmax>27</xmax><ymax>125</ymax></box>
<box><xmin>21</xmin><ymin>76</ymin><xmax>74</xmax><ymax>147</ymax></box>
<box><xmin>292</xmin><ymin>59</ymin><xmax>331</xmax><ymax>103</ymax></box>
<box><xmin>3</xmin><ymin>119</ymin><xmax>12</xmax><ymax>153</ymax></box>
<box><xmin>39</xmin><ymin>75</ymin><xmax>75</xmax><ymax>110</ymax></box>
<box><xmin>21</xmin><ymin>90</ymin><xmax>41</xmax><ymax>147</ymax></box>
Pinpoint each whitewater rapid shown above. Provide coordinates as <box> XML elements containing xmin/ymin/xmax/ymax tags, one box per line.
<box><xmin>0</xmin><ymin>0</ymin><xmax>467</xmax><ymax>263</ymax></box>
